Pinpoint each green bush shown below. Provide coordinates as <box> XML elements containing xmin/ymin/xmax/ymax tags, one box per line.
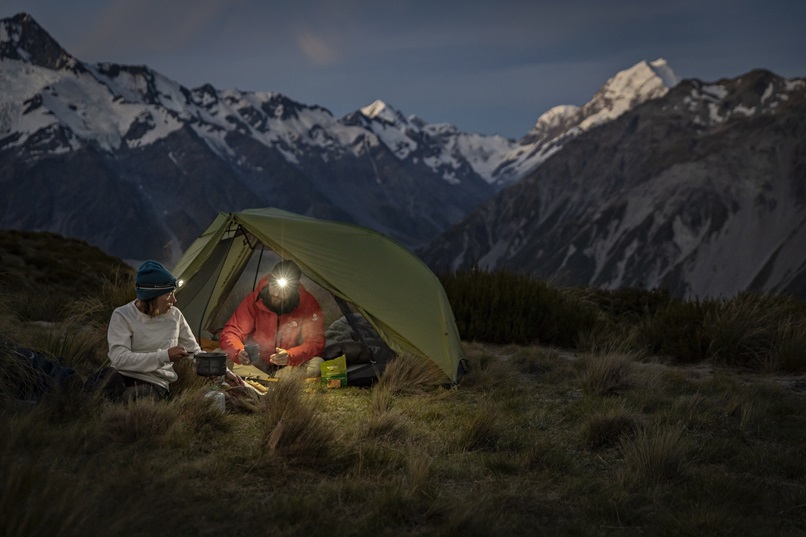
<box><xmin>632</xmin><ymin>297</ymin><xmax>718</xmax><ymax>363</ymax></box>
<box><xmin>440</xmin><ymin>271</ymin><xmax>806</xmax><ymax>372</ymax></box>
<box><xmin>439</xmin><ymin>269</ymin><xmax>599</xmax><ymax>347</ymax></box>
<box><xmin>586</xmin><ymin>286</ymin><xmax>674</xmax><ymax>323</ymax></box>
<box><xmin>704</xmin><ymin>292</ymin><xmax>806</xmax><ymax>369</ymax></box>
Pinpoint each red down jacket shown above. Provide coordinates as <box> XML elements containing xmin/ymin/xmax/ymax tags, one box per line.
<box><xmin>219</xmin><ymin>277</ymin><xmax>325</xmax><ymax>366</ymax></box>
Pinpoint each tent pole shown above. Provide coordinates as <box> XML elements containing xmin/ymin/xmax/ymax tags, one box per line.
<box><xmin>334</xmin><ymin>296</ymin><xmax>375</xmax><ymax>363</ymax></box>
<box><xmin>253</xmin><ymin>246</ymin><xmax>264</xmax><ymax>291</ymax></box>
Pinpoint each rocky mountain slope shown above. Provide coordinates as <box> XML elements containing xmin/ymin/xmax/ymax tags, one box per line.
<box><xmin>420</xmin><ymin>70</ymin><xmax>806</xmax><ymax>299</ymax></box>
<box><xmin>0</xmin><ymin>12</ymin><xmax>685</xmax><ymax>267</ymax></box>
<box><xmin>489</xmin><ymin>58</ymin><xmax>680</xmax><ymax>187</ymax></box>
<box><xmin>0</xmin><ymin>13</ymin><xmax>496</xmax><ymax>263</ymax></box>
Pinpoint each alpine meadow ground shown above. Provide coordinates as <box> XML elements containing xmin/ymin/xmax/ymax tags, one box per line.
<box><xmin>1</xmin><ymin>240</ymin><xmax>806</xmax><ymax>536</ymax></box>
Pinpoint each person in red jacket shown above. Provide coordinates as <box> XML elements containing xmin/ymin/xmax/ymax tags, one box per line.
<box><xmin>219</xmin><ymin>260</ymin><xmax>325</xmax><ymax>378</ymax></box>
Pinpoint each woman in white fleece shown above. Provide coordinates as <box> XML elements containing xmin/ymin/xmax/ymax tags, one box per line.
<box><xmin>107</xmin><ymin>260</ymin><xmax>200</xmax><ymax>400</ymax></box>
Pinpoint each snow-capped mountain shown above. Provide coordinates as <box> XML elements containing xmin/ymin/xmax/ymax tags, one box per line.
<box><xmin>489</xmin><ymin>59</ymin><xmax>680</xmax><ymax>187</ymax></box>
<box><xmin>6</xmin><ymin>12</ymin><xmax>801</xmax><ymax>301</ymax></box>
<box><xmin>0</xmin><ymin>13</ymin><xmax>692</xmax><ymax>268</ymax></box>
<box><xmin>350</xmin><ymin>59</ymin><xmax>681</xmax><ymax>191</ymax></box>
<box><xmin>0</xmin><ymin>13</ymin><xmax>495</xmax><ymax>264</ymax></box>
<box><xmin>420</xmin><ymin>69</ymin><xmax>806</xmax><ymax>299</ymax></box>
<box><xmin>343</xmin><ymin>99</ymin><xmax>517</xmax><ymax>186</ymax></box>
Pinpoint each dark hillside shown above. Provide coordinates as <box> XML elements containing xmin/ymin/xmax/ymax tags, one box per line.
<box><xmin>0</xmin><ymin>229</ymin><xmax>132</xmax><ymax>299</ymax></box>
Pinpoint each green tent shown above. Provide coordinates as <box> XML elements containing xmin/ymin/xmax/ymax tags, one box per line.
<box><xmin>172</xmin><ymin>208</ymin><xmax>464</xmax><ymax>383</ymax></box>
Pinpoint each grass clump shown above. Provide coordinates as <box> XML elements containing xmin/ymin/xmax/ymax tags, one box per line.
<box><xmin>578</xmin><ymin>346</ymin><xmax>640</xmax><ymax>396</ymax></box>
<box><xmin>444</xmin><ymin>267</ymin><xmax>806</xmax><ymax>374</ymax></box>
<box><xmin>2</xmin><ymin>232</ymin><xmax>806</xmax><ymax>535</ymax></box>
<box><xmin>619</xmin><ymin>425</ymin><xmax>690</xmax><ymax>486</ymax></box>
<box><xmin>582</xmin><ymin>400</ymin><xmax>641</xmax><ymax>449</ymax></box>
<box><xmin>439</xmin><ymin>269</ymin><xmax>599</xmax><ymax>347</ymax></box>
<box><xmin>257</xmin><ymin>378</ymin><xmax>335</xmax><ymax>465</ymax></box>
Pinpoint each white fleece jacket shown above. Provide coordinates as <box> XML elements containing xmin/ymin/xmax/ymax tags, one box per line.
<box><xmin>107</xmin><ymin>301</ymin><xmax>202</xmax><ymax>390</ymax></box>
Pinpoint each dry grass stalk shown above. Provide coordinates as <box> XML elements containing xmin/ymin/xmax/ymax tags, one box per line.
<box><xmin>405</xmin><ymin>447</ymin><xmax>432</xmax><ymax>496</ymax></box>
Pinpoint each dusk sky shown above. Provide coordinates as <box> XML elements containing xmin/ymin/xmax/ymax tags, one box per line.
<box><xmin>2</xmin><ymin>0</ymin><xmax>804</xmax><ymax>138</ymax></box>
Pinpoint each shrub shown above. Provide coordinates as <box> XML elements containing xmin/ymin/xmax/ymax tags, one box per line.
<box><xmin>632</xmin><ymin>297</ymin><xmax>718</xmax><ymax>363</ymax></box>
<box><xmin>439</xmin><ymin>269</ymin><xmax>599</xmax><ymax>347</ymax></box>
<box><xmin>705</xmin><ymin>292</ymin><xmax>806</xmax><ymax>370</ymax></box>
<box><xmin>769</xmin><ymin>317</ymin><xmax>806</xmax><ymax>372</ymax></box>
<box><xmin>586</xmin><ymin>286</ymin><xmax>674</xmax><ymax>323</ymax></box>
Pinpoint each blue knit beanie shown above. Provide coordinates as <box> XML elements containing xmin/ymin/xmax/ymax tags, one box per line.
<box><xmin>135</xmin><ymin>260</ymin><xmax>177</xmax><ymax>301</ymax></box>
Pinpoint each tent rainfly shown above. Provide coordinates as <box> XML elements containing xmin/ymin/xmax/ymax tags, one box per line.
<box><xmin>171</xmin><ymin>208</ymin><xmax>465</xmax><ymax>383</ymax></box>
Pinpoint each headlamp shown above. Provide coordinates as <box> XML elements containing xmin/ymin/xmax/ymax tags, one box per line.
<box><xmin>276</xmin><ymin>277</ymin><xmax>288</xmax><ymax>289</ymax></box>
<box><xmin>135</xmin><ymin>279</ymin><xmax>180</xmax><ymax>291</ymax></box>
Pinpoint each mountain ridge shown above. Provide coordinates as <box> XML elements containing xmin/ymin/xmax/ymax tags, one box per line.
<box><xmin>0</xmin><ymin>12</ymin><xmax>678</xmax><ymax>266</ymax></box>
<box><xmin>4</xmin><ymin>12</ymin><xmax>801</xmax><ymax>302</ymax></box>
<box><xmin>419</xmin><ymin>69</ymin><xmax>806</xmax><ymax>299</ymax></box>
<box><xmin>0</xmin><ymin>12</ymin><xmax>495</xmax><ymax>263</ymax></box>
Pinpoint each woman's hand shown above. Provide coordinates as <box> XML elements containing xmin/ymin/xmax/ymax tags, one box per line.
<box><xmin>168</xmin><ymin>346</ymin><xmax>189</xmax><ymax>363</ymax></box>
<box><xmin>225</xmin><ymin>368</ymin><xmax>246</xmax><ymax>387</ymax></box>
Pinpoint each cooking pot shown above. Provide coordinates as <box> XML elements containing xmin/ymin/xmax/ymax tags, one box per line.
<box><xmin>195</xmin><ymin>352</ymin><xmax>227</xmax><ymax>377</ymax></box>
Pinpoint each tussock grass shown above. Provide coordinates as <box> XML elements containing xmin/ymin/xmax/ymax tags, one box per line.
<box><xmin>22</xmin><ymin>321</ymin><xmax>108</xmax><ymax>371</ymax></box>
<box><xmin>459</xmin><ymin>343</ymin><xmax>523</xmax><ymax>389</ymax></box>
<box><xmin>619</xmin><ymin>425</ymin><xmax>690</xmax><ymax>486</ymax></box>
<box><xmin>2</xmin><ymin>237</ymin><xmax>806</xmax><ymax>535</ymax></box>
<box><xmin>370</xmin><ymin>382</ymin><xmax>394</xmax><ymax>414</ymax></box>
<box><xmin>667</xmin><ymin>391</ymin><xmax>717</xmax><ymax>430</ymax></box>
<box><xmin>375</xmin><ymin>352</ymin><xmax>446</xmax><ymax>394</ymax></box>
<box><xmin>439</xmin><ymin>269</ymin><xmax>599</xmax><ymax>347</ymax></box>
<box><xmin>508</xmin><ymin>345</ymin><xmax>567</xmax><ymax>376</ymax></box>
<box><xmin>767</xmin><ymin>317</ymin><xmax>806</xmax><ymax>372</ymax></box>
<box><xmin>0</xmin><ymin>454</ymin><xmax>134</xmax><ymax>537</ymax></box>
<box><xmin>443</xmin><ymin>269</ymin><xmax>806</xmax><ymax>373</ymax></box>
<box><xmin>578</xmin><ymin>347</ymin><xmax>640</xmax><ymax>396</ymax></box>
<box><xmin>456</xmin><ymin>403</ymin><xmax>501</xmax><ymax>452</ymax></box>
<box><xmin>101</xmin><ymin>397</ymin><xmax>187</xmax><ymax>446</ymax></box>
<box><xmin>170</xmin><ymin>356</ymin><xmax>213</xmax><ymax>394</ymax></box>
<box><xmin>582</xmin><ymin>400</ymin><xmax>641</xmax><ymax>449</ymax></box>
<box><xmin>257</xmin><ymin>378</ymin><xmax>335</xmax><ymax>465</ymax></box>
<box><xmin>704</xmin><ymin>293</ymin><xmax>782</xmax><ymax>367</ymax></box>
<box><xmin>66</xmin><ymin>269</ymin><xmax>136</xmax><ymax>324</ymax></box>
<box><xmin>6</xmin><ymin>284</ymin><xmax>72</xmax><ymax>323</ymax></box>
<box><xmin>4</xmin><ymin>334</ymin><xmax>805</xmax><ymax>535</ymax></box>
<box><xmin>435</xmin><ymin>493</ymin><xmax>501</xmax><ymax>537</ymax></box>
<box><xmin>404</xmin><ymin>446</ymin><xmax>432</xmax><ymax>496</ymax></box>
<box><xmin>364</xmin><ymin>407</ymin><xmax>407</xmax><ymax>440</ymax></box>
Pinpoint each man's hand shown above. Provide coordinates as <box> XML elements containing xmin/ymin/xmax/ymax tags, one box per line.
<box><xmin>237</xmin><ymin>349</ymin><xmax>251</xmax><ymax>365</ymax></box>
<box><xmin>270</xmin><ymin>348</ymin><xmax>289</xmax><ymax>366</ymax></box>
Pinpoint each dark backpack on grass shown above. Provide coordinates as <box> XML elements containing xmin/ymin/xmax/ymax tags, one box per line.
<box><xmin>0</xmin><ymin>343</ymin><xmax>82</xmax><ymax>404</ymax></box>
